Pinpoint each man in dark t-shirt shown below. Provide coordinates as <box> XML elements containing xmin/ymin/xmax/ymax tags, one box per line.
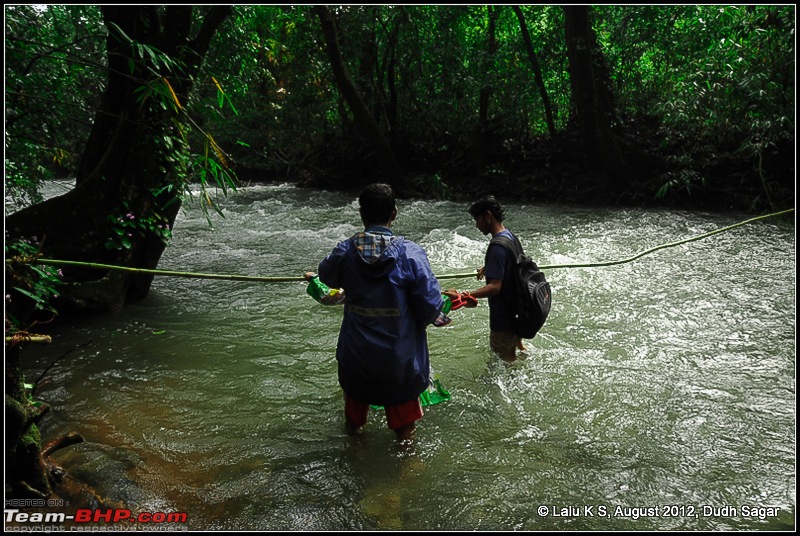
<box><xmin>462</xmin><ymin>195</ymin><xmax>525</xmax><ymax>362</ymax></box>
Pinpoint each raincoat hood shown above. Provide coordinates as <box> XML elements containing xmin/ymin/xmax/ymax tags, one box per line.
<box><xmin>350</xmin><ymin>228</ymin><xmax>401</xmax><ymax>278</ymax></box>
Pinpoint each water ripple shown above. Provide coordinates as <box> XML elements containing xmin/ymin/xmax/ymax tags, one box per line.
<box><xmin>24</xmin><ymin>185</ymin><xmax>795</xmax><ymax>530</ymax></box>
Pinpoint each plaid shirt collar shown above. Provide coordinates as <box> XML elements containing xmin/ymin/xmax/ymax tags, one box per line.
<box><xmin>354</xmin><ymin>226</ymin><xmax>394</xmax><ymax>264</ymax></box>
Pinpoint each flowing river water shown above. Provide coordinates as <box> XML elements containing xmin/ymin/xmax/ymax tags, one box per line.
<box><xmin>15</xmin><ymin>182</ymin><xmax>796</xmax><ymax>530</ymax></box>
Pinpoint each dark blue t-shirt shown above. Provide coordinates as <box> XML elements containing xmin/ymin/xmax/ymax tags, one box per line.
<box><xmin>483</xmin><ymin>229</ymin><xmax>518</xmax><ymax>332</ymax></box>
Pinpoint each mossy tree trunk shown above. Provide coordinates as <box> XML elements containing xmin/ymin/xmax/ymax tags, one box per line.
<box><xmin>314</xmin><ymin>5</ymin><xmax>406</xmax><ymax>193</ymax></box>
<box><xmin>473</xmin><ymin>5</ymin><xmax>501</xmax><ymax>177</ymax></box>
<box><xmin>563</xmin><ymin>5</ymin><xmax>631</xmax><ymax>188</ymax></box>
<box><xmin>6</xmin><ymin>6</ymin><xmax>231</xmax><ymax>313</ymax></box>
<box><xmin>5</xmin><ymin>343</ymin><xmax>53</xmax><ymax>499</ymax></box>
<box><xmin>4</xmin><ymin>5</ymin><xmax>231</xmax><ymax>501</ymax></box>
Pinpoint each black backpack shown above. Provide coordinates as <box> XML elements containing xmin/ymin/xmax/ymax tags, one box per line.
<box><xmin>489</xmin><ymin>234</ymin><xmax>552</xmax><ymax>339</ymax></box>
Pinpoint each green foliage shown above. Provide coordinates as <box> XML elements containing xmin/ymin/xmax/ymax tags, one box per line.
<box><xmin>598</xmin><ymin>6</ymin><xmax>793</xmax><ymax>144</ymax></box>
<box><xmin>104</xmin><ymin>202</ymin><xmax>173</xmax><ymax>251</ymax></box>
<box><xmin>411</xmin><ymin>172</ymin><xmax>451</xmax><ymax>200</ymax></box>
<box><xmin>200</xmin><ymin>6</ymin><xmax>332</xmax><ymax>169</ymax></box>
<box><xmin>4</xmin><ymin>157</ymin><xmax>47</xmax><ymax>211</ymax></box>
<box><xmin>655</xmin><ymin>168</ymin><xmax>706</xmax><ymax>200</ymax></box>
<box><xmin>106</xmin><ymin>21</ymin><xmax>182</xmax><ymax>77</ymax></box>
<box><xmin>187</xmin><ymin>149</ymin><xmax>238</xmax><ymax>226</ymax></box>
<box><xmin>3</xmin><ymin>5</ymin><xmax>794</xmax><ymax>210</ymax></box>
<box><xmin>4</xmin><ymin>237</ymin><xmax>63</xmax><ymax>325</ymax></box>
<box><xmin>22</xmin><ymin>383</ymin><xmax>45</xmax><ymax>408</ymax></box>
<box><xmin>5</xmin><ymin>5</ymin><xmax>240</xmax><ymax>229</ymax></box>
<box><xmin>134</xmin><ymin>78</ymin><xmax>184</xmax><ymax>114</ymax></box>
<box><xmin>4</xmin><ymin>5</ymin><xmax>104</xmax><ymax>207</ymax></box>
<box><xmin>108</xmin><ymin>14</ymin><xmax>240</xmax><ymax>219</ymax></box>
<box><xmin>430</xmin><ymin>173</ymin><xmax>451</xmax><ymax>200</ymax></box>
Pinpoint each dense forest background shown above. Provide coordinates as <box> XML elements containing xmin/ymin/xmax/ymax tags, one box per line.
<box><xmin>5</xmin><ymin>5</ymin><xmax>795</xmax><ymax>213</ymax></box>
<box><xmin>2</xmin><ymin>5</ymin><xmax>796</xmax><ymax>502</ymax></box>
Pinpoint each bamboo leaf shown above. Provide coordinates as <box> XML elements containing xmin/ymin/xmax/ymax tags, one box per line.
<box><xmin>13</xmin><ymin>287</ymin><xmax>46</xmax><ymax>305</ymax></box>
<box><xmin>162</xmin><ymin>77</ymin><xmax>182</xmax><ymax>110</ymax></box>
<box><xmin>107</xmin><ymin>22</ymin><xmax>133</xmax><ymax>44</ymax></box>
<box><xmin>225</xmin><ymin>95</ymin><xmax>239</xmax><ymax>116</ymax></box>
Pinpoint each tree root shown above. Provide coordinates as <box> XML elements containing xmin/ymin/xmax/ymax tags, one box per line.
<box><xmin>43</xmin><ymin>431</ymin><xmax>84</xmax><ymax>458</ymax></box>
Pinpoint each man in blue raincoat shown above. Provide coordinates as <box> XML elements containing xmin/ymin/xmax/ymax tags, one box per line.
<box><xmin>314</xmin><ymin>183</ymin><xmax>445</xmax><ymax>441</ymax></box>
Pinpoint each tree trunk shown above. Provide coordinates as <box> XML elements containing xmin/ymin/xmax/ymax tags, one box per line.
<box><xmin>384</xmin><ymin>13</ymin><xmax>403</xmax><ymax>146</ymax></box>
<box><xmin>6</xmin><ymin>6</ymin><xmax>232</xmax><ymax>313</ymax></box>
<box><xmin>474</xmin><ymin>5</ymin><xmax>500</xmax><ymax>177</ymax></box>
<box><xmin>4</xmin><ymin>5</ymin><xmax>231</xmax><ymax>502</ymax></box>
<box><xmin>5</xmin><ymin>343</ymin><xmax>53</xmax><ymax>499</ymax></box>
<box><xmin>512</xmin><ymin>6</ymin><xmax>557</xmax><ymax>140</ymax></box>
<box><xmin>313</xmin><ymin>5</ymin><xmax>406</xmax><ymax>192</ymax></box>
<box><xmin>563</xmin><ymin>5</ymin><xmax>630</xmax><ymax>187</ymax></box>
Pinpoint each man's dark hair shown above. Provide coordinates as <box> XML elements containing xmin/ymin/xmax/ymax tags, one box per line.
<box><xmin>468</xmin><ymin>195</ymin><xmax>505</xmax><ymax>222</ymax></box>
<box><xmin>359</xmin><ymin>183</ymin><xmax>396</xmax><ymax>225</ymax></box>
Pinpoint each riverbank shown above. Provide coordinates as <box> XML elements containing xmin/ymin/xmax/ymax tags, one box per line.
<box><xmin>229</xmin><ymin>121</ymin><xmax>795</xmax><ymax>214</ymax></box>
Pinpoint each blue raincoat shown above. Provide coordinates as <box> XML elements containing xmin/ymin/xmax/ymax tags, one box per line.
<box><xmin>318</xmin><ymin>226</ymin><xmax>443</xmax><ymax>406</ymax></box>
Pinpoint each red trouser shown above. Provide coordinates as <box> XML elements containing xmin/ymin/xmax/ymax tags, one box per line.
<box><xmin>344</xmin><ymin>392</ymin><xmax>423</xmax><ymax>430</ymax></box>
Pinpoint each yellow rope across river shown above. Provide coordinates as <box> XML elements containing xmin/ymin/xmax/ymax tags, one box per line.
<box><xmin>35</xmin><ymin>208</ymin><xmax>793</xmax><ymax>282</ymax></box>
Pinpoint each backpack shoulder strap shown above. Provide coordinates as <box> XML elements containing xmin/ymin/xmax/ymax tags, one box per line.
<box><xmin>491</xmin><ymin>234</ymin><xmax>542</xmax><ymax>273</ymax></box>
<box><xmin>489</xmin><ymin>234</ymin><xmax>522</xmax><ymax>257</ymax></box>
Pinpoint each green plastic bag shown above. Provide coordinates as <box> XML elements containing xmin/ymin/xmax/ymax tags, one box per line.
<box><xmin>371</xmin><ymin>376</ymin><xmax>451</xmax><ymax>410</ymax></box>
<box><xmin>306</xmin><ymin>275</ymin><xmax>344</xmax><ymax>305</ymax></box>
<box><xmin>306</xmin><ymin>275</ymin><xmax>331</xmax><ymax>302</ymax></box>
<box><xmin>419</xmin><ymin>377</ymin><xmax>451</xmax><ymax>406</ymax></box>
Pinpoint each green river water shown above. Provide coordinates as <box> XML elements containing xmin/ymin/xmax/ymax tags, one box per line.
<box><xmin>15</xmin><ymin>182</ymin><xmax>796</xmax><ymax>530</ymax></box>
